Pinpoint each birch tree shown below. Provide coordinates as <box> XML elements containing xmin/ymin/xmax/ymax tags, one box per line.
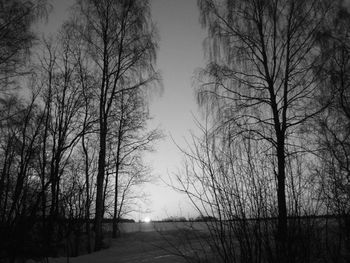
<box><xmin>197</xmin><ymin>0</ymin><xmax>332</xmax><ymax>258</ymax></box>
<box><xmin>73</xmin><ymin>0</ymin><xmax>159</xmax><ymax>251</ymax></box>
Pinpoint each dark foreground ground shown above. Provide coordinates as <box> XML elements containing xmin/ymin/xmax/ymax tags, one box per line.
<box><xmin>41</xmin><ymin>230</ymin><xmax>212</xmax><ymax>263</ymax></box>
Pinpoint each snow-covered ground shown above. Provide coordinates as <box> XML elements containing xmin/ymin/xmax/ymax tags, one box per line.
<box><xmin>34</xmin><ymin>230</ymin><xmax>211</xmax><ymax>263</ymax></box>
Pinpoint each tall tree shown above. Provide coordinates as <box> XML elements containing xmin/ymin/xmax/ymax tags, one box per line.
<box><xmin>197</xmin><ymin>0</ymin><xmax>332</xmax><ymax>258</ymax></box>
<box><xmin>314</xmin><ymin>2</ymin><xmax>350</xmax><ymax>257</ymax></box>
<box><xmin>73</xmin><ymin>33</ymin><xmax>97</xmax><ymax>253</ymax></box>
<box><xmin>32</xmin><ymin>23</ymin><xmax>93</xmax><ymax>251</ymax></box>
<box><xmin>73</xmin><ymin>0</ymin><xmax>159</xmax><ymax>251</ymax></box>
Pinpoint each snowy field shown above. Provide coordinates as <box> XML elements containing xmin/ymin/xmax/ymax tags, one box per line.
<box><xmin>103</xmin><ymin>221</ymin><xmax>210</xmax><ymax>233</ymax></box>
<box><xmin>41</xmin><ymin>230</ymin><xmax>212</xmax><ymax>263</ymax></box>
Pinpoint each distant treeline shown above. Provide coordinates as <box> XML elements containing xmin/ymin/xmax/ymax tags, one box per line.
<box><xmin>158</xmin><ymin>216</ymin><xmax>218</xmax><ymax>222</ymax></box>
<box><xmin>155</xmin><ymin>214</ymin><xmax>347</xmax><ymax>223</ymax></box>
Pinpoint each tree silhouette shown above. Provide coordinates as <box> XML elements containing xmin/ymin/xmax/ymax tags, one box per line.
<box><xmin>72</xmin><ymin>0</ymin><xmax>159</xmax><ymax>251</ymax></box>
<box><xmin>197</xmin><ymin>0</ymin><xmax>333</xmax><ymax>259</ymax></box>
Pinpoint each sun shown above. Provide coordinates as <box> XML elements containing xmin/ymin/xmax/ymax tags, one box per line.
<box><xmin>144</xmin><ymin>216</ymin><xmax>151</xmax><ymax>223</ymax></box>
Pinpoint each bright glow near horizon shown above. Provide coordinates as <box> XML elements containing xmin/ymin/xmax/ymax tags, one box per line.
<box><xmin>144</xmin><ymin>217</ymin><xmax>151</xmax><ymax>223</ymax></box>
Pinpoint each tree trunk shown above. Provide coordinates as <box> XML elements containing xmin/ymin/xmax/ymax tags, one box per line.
<box><xmin>276</xmin><ymin>136</ymin><xmax>287</xmax><ymax>260</ymax></box>
<box><xmin>82</xmin><ymin>134</ymin><xmax>91</xmax><ymax>253</ymax></box>
<box><xmin>102</xmin><ymin>169</ymin><xmax>110</xmax><ymax>217</ymax></box>
<box><xmin>113</xmin><ymin>94</ymin><xmax>123</xmax><ymax>238</ymax></box>
<box><xmin>112</xmin><ymin>164</ymin><xmax>119</xmax><ymax>238</ymax></box>
<box><xmin>94</xmin><ymin>124</ymin><xmax>106</xmax><ymax>251</ymax></box>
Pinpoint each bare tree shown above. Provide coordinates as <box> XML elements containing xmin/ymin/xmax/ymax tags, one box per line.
<box><xmin>313</xmin><ymin>3</ymin><xmax>350</xmax><ymax>261</ymax></box>
<box><xmin>36</xmin><ymin>32</ymin><xmax>87</xmax><ymax>248</ymax></box>
<box><xmin>196</xmin><ymin>0</ymin><xmax>333</xmax><ymax>258</ymax></box>
<box><xmin>75</xmin><ymin>43</ymin><xmax>97</xmax><ymax>254</ymax></box>
<box><xmin>317</xmin><ymin>1</ymin><xmax>350</xmax><ymax>211</ymax></box>
<box><xmin>72</xmin><ymin>0</ymin><xmax>159</xmax><ymax>250</ymax></box>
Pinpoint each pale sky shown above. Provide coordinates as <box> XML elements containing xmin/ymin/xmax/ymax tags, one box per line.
<box><xmin>37</xmin><ymin>0</ymin><xmax>207</xmax><ymax>221</ymax></box>
<box><xmin>145</xmin><ymin>0</ymin><xmax>206</xmax><ymax>220</ymax></box>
